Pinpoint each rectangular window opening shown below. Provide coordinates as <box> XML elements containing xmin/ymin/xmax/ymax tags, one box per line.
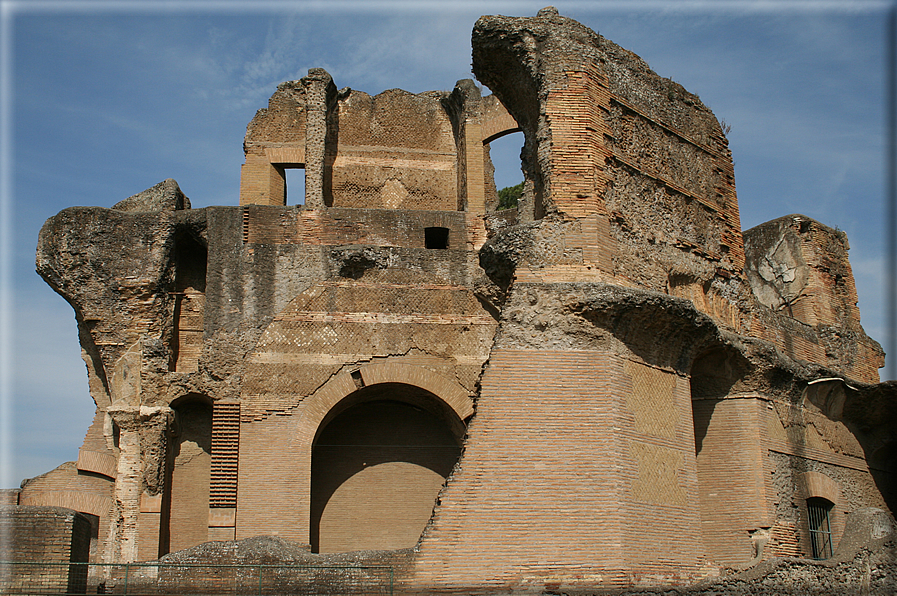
<box><xmin>425</xmin><ymin>227</ymin><xmax>449</xmax><ymax>249</ymax></box>
<box><xmin>807</xmin><ymin>498</ymin><xmax>834</xmax><ymax>559</ymax></box>
<box><xmin>285</xmin><ymin>167</ymin><xmax>306</xmax><ymax>206</ymax></box>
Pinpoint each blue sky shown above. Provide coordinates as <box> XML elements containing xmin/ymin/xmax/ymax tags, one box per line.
<box><xmin>1</xmin><ymin>1</ymin><xmax>894</xmax><ymax>487</ymax></box>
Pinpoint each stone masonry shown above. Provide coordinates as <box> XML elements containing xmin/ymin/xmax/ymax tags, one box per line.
<box><xmin>11</xmin><ymin>7</ymin><xmax>896</xmax><ymax>594</ymax></box>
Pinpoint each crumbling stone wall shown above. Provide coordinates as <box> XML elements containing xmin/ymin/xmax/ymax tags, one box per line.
<box><xmin>240</xmin><ymin>70</ymin><xmax>522</xmax><ymax>216</ymax></box>
<box><xmin>20</xmin><ymin>7</ymin><xmax>896</xmax><ymax>595</ymax></box>
<box><xmin>470</xmin><ymin>7</ymin><xmax>751</xmax><ymax>358</ymax></box>
<box><xmin>744</xmin><ymin>214</ymin><xmax>882</xmax><ymax>382</ymax></box>
<box><xmin>328</xmin><ymin>88</ymin><xmax>459</xmax><ymax>210</ymax></box>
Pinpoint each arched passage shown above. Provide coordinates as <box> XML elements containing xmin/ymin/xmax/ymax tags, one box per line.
<box><xmin>161</xmin><ymin>394</ymin><xmax>212</xmax><ymax>555</ymax></box>
<box><xmin>485</xmin><ymin>129</ymin><xmax>524</xmax><ymax>211</ymax></box>
<box><xmin>311</xmin><ymin>382</ymin><xmax>464</xmax><ymax>553</ymax></box>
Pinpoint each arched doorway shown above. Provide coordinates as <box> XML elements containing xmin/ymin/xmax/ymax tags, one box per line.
<box><xmin>160</xmin><ymin>394</ymin><xmax>212</xmax><ymax>555</ymax></box>
<box><xmin>485</xmin><ymin>129</ymin><xmax>524</xmax><ymax>212</ymax></box>
<box><xmin>310</xmin><ymin>382</ymin><xmax>464</xmax><ymax>553</ymax></box>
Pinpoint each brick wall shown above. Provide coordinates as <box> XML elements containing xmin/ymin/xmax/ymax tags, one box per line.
<box><xmin>311</xmin><ymin>400</ymin><xmax>461</xmax><ymax>553</ymax></box>
<box><xmin>744</xmin><ymin>215</ymin><xmax>883</xmax><ymax>384</ymax></box>
<box><xmin>691</xmin><ymin>397</ymin><xmax>771</xmax><ymax>566</ymax></box>
<box><xmin>161</xmin><ymin>399</ymin><xmax>213</xmax><ymax>556</ymax></box>
<box><xmin>764</xmin><ymin>401</ymin><xmax>888</xmax><ymax>559</ymax></box>
<box><xmin>240</xmin><ymin>152</ymin><xmax>287</xmax><ymax>206</ymax></box>
<box><xmin>0</xmin><ymin>506</ymin><xmax>91</xmax><ymax>594</ymax></box>
<box><xmin>235</xmin><ymin>414</ymin><xmax>310</xmax><ymax>544</ymax></box>
<box><xmin>0</xmin><ymin>489</ymin><xmax>19</xmax><ymax>507</ymax></box>
<box><xmin>241</xmin><ymin>205</ymin><xmax>473</xmax><ymax>250</ymax></box>
<box><xmin>544</xmin><ymin>64</ymin><xmax>613</xmax><ymax>219</ymax></box>
<box><xmin>328</xmin><ymin>89</ymin><xmax>457</xmax><ymax>210</ymax></box>
<box><xmin>412</xmin><ymin>350</ymin><xmax>705</xmax><ymax>591</ymax></box>
<box><xmin>241</xmin><ymin>79</ymin><xmax>462</xmax><ymax>210</ymax></box>
<box><xmin>18</xmin><ymin>461</ymin><xmax>113</xmax><ymax>563</ymax></box>
<box><xmin>240</xmin><ymin>269</ymin><xmax>494</xmax><ymax>421</ymax></box>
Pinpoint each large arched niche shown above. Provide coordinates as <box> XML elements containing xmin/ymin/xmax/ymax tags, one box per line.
<box><xmin>311</xmin><ymin>382</ymin><xmax>465</xmax><ymax>553</ymax></box>
<box><xmin>288</xmin><ymin>363</ymin><xmax>472</xmax><ymax>553</ymax></box>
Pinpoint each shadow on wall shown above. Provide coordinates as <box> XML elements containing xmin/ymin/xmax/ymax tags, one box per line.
<box><xmin>809</xmin><ymin>380</ymin><xmax>897</xmax><ymax>517</ymax></box>
<box><xmin>160</xmin><ymin>395</ymin><xmax>212</xmax><ymax>557</ymax></box>
<box><xmin>691</xmin><ymin>347</ymin><xmax>747</xmax><ymax>454</ymax></box>
<box><xmin>310</xmin><ymin>388</ymin><xmax>463</xmax><ymax>554</ymax></box>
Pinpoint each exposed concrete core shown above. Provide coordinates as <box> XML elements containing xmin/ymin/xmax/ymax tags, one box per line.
<box><xmin>302</xmin><ymin>68</ymin><xmax>334</xmax><ymax>209</ymax></box>
<box><xmin>17</xmin><ymin>7</ymin><xmax>896</xmax><ymax>595</ymax></box>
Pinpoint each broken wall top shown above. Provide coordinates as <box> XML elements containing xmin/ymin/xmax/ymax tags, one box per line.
<box><xmin>471</xmin><ymin>8</ymin><xmax>741</xmax><ymax>268</ymax></box>
<box><xmin>37</xmin><ymin>8</ymin><xmax>886</xmax><ymax>427</ymax></box>
<box><xmin>241</xmin><ymin>71</ymin><xmax>512</xmax><ymax>212</ymax></box>
<box><xmin>194</xmin><ymin>8</ymin><xmax>881</xmax><ymax>381</ymax></box>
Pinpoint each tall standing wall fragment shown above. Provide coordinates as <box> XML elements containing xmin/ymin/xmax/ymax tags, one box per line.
<box><xmin>15</xmin><ymin>8</ymin><xmax>895</xmax><ymax>595</ymax></box>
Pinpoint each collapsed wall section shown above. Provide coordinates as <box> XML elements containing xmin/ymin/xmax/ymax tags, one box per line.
<box><xmin>471</xmin><ymin>8</ymin><xmax>748</xmax><ymax>342</ymax></box>
<box><xmin>413</xmin><ymin>284</ymin><xmax>709</xmax><ymax>590</ymax></box>
<box><xmin>34</xmin><ymin>187</ymin><xmax>497</xmax><ymax>561</ymax></box>
<box><xmin>241</xmin><ymin>75</ymin><xmax>463</xmax><ymax>211</ymax></box>
<box><xmin>744</xmin><ymin>215</ymin><xmax>883</xmax><ymax>383</ymax></box>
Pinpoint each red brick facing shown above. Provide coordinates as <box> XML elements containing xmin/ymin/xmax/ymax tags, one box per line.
<box><xmin>412</xmin><ymin>350</ymin><xmax>705</xmax><ymax>591</ymax></box>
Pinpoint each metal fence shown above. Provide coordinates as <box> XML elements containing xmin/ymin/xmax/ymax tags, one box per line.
<box><xmin>0</xmin><ymin>561</ymin><xmax>394</xmax><ymax>595</ymax></box>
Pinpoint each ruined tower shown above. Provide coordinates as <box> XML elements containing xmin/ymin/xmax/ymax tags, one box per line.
<box><xmin>9</xmin><ymin>8</ymin><xmax>895</xmax><ymax>593</ymax></box>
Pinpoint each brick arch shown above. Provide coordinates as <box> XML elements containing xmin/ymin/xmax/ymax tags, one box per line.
<box><xmin>19</xmin><ymin>491</ymin><xmax>111</xmax><ymax>520</ymax></box>
<box><xmin>798</xmin><ymin>471</ymin><xmax>842</xmax><ymax>504</ymax></box>
<box><xmin>235</xmin><ymin>363</ymin><xmax>474</xmax><ymax>545</ymax></box>
<box><xmin>295</xmin><ymin>362</ymin><xmax>474</xmax><ymax>449</ymax></box>
<box><xmin>481</xmin><ymin>112</ymin><xmax>521</xmax><ymax>146</ymax></box>
<box><xmin>234</xmin><ymin>269</ymin><xmax>493</xmax><ymax>544</ymax></box>
<box><xmin>798</xmin><ymin>471</ymin><xmax>845</xmax><ymax>557</ymax></box>
<box><xmin>307</xmin><ymin>375</ymin><xmax>468</xmax><ymax>552</ymax></box>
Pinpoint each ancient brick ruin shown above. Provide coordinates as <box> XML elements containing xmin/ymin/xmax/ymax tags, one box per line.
<box><xmin>7</xmin><ymin>8</ymin><xmax>896</xmax><ymax>593</ymax></box>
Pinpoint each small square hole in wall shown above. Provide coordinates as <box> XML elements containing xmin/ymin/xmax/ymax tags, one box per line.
<box><xmin>425</xmin><ymin>227</ymin><xmax>449</xmax><ymax>249</ymax></box>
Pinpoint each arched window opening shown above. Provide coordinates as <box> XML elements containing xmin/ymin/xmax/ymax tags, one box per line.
<box><xmin>485</xmin><ymin>130</ymin><xmax>524</xmax><ymax>212</ymax></box>
<box><xmin>311</xmin><ymin>383</ymin><xmax>464</xmax><ymax>554</ymax></box>
<box><xmin>285</xmin><ymin>167</ymin><xmax>306</xmax><ymax>206</ymax></box>
<box><xmin>170</xmin><ymin>233</ymin><xmax>207</xmax><ymax>373</ymax></box>
<box><xmin>807</xmin><ymin>497</ymin><xmax>834</xmax><ymax>559</ymax></box>
<box><xmin>160</xmin><ymin>395</ymin><xmax>212</xmax><ymax>556</ymax></box>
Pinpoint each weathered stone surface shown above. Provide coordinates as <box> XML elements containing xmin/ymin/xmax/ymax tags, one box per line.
<box><xmin>16</xmin><ymin>7</ymin><xmax>897</xmax><ymax>595</ymax></box>
<box><xmin>113</xmin><ymin>178</ymin><xmax>190</xmax><ymax>212</ymax></box>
